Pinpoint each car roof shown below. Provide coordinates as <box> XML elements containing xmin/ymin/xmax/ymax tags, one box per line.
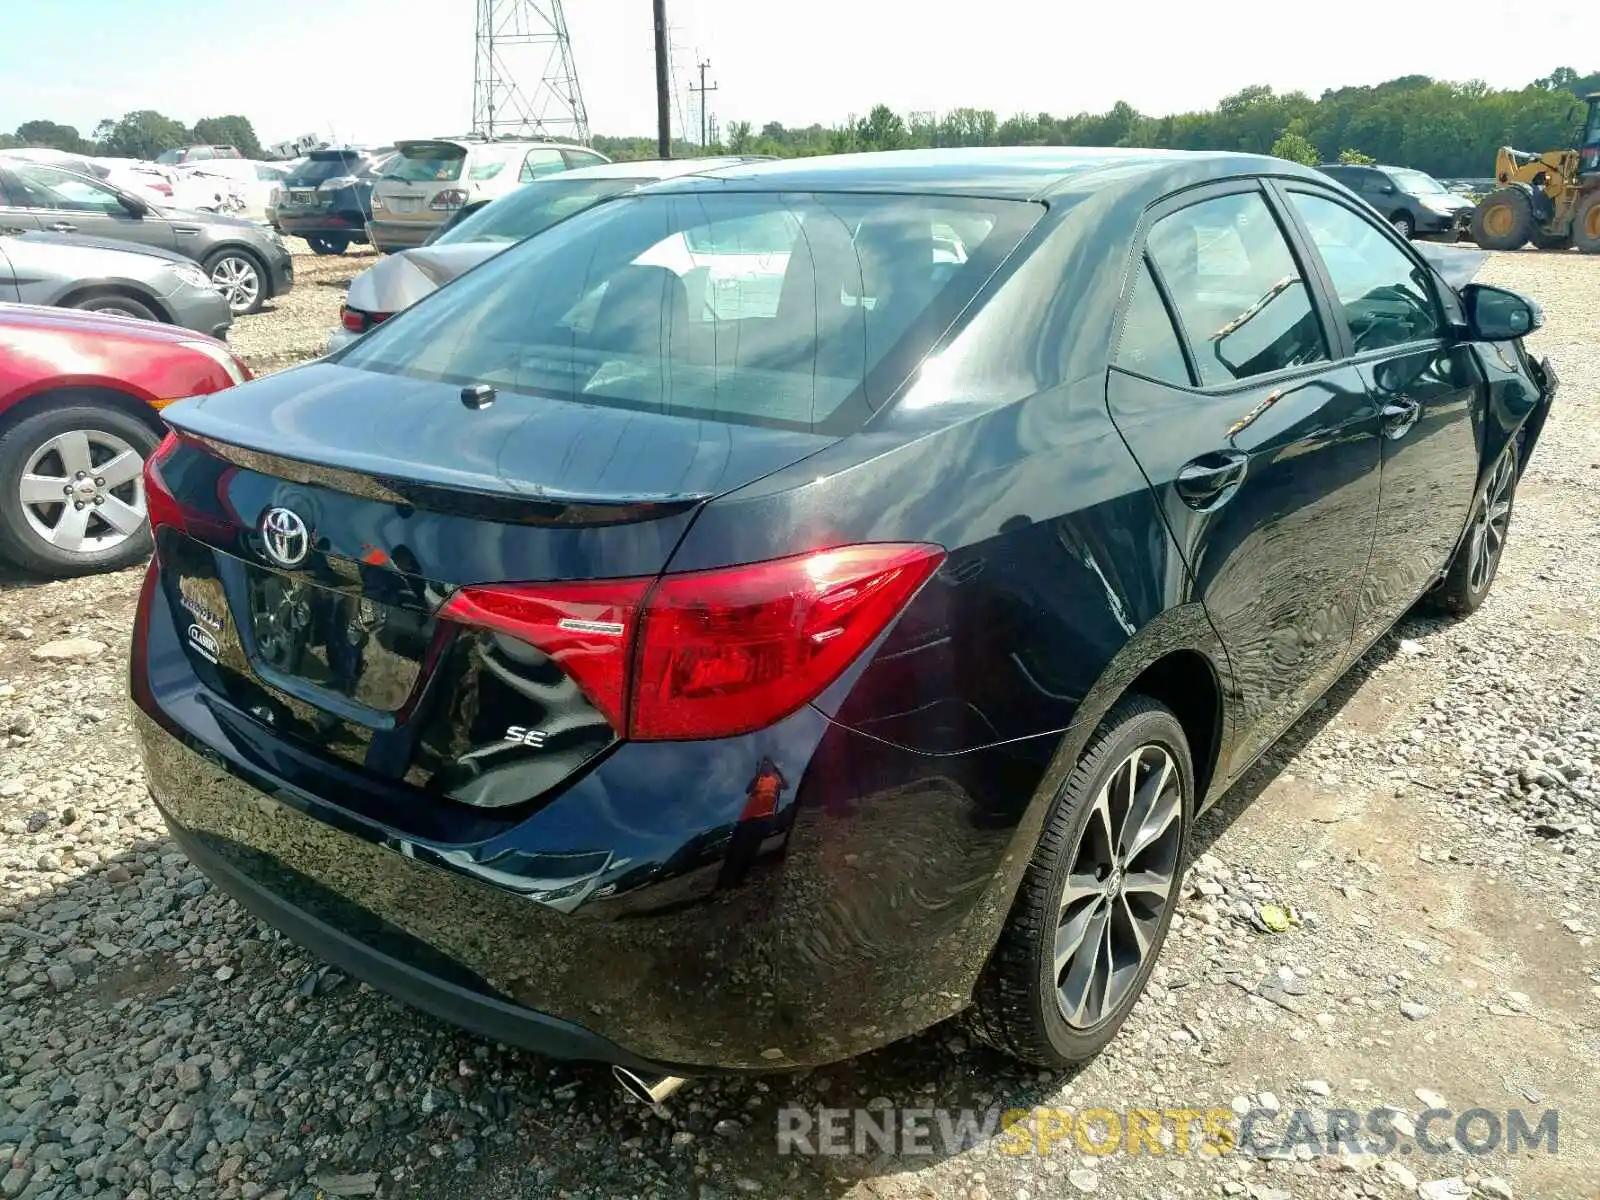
<box><xmin>640</xmin><ymin>146</ymin><xmax>1309</xmax><ymax>200</ymax></box>
<box><xmin>552</xmin><ymin>156</ymin><xmax>766</xmax><ymax>182</ymax></box>
<box><xmin>398</xmin><ymin>136</ymin><xmax>590</xmax><ymax>153</ymax></box>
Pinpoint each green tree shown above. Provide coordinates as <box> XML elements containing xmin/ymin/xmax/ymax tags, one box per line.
<box><xmin>1271</xmin><ymin>130</ymin><xmax>1319</xmax><ymax>165</ymax></box>
<box><xmin>98</xmin><ymin>110</ymin><xmax>191</xmax><ymax>159</ymax></box>
<box><xmin>1338</xmin><ymin>148</ymin><xmax>1376</xmax><ymax>164</ymax></box>
<box><xmin>855</xmin><ymin>104</ymin><xmax>907</xmax><ymax>151</ymax></box>
<box><xmin>726</xmin><ymin>120</ymin><xmax>753</xmax><ymax>153</ymax></box>
<box><xmin>192</xmin><ymin>115</ymin><xmax>262</xmax><ymax>158</ymax></box>
<box><xmin>13</xmin><ymin>120</ymin><xmax>86</xmax><ymax>152</ymax></box>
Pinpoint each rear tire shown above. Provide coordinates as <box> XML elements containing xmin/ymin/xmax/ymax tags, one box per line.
<box><xmin>307</xmin><ymin>234</ymin><xmax>350</xmax><ymax>256</ymax></box>
<box><xmin>1420</xmin><ymin>438</ymin><xmax>1519</xmax><ymax>618</ymax></box>
<box><xmin>1573</xmin><ymin>191</ymin><xmax>1600</xmax><ymax>254</ymax></box>
<box><xmin>967</xmin><ymin>696</ymin><xmax>1192</xmax><ymax>1068</ymax></box>
<box><xmin>73</xmin><ymin>294</ymin><xmax>159</xmax><ymax>322</ymax></box>
<box><xmin>1471</xmin><ymin>188</ymin><xmax>1535</xmax><ymax>250</ymax></box>
<box><xmin>0</xmin><ymin>402</ymin><xmax>160</xmax><ymax>578</ymax></box>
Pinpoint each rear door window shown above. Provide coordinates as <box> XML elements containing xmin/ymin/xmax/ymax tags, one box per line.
<box><xmin>1115</xmin><ymin>260</ymin><xmax>1192</xmax><ymax>385</ymax></box>
<box><xmin>518</xmin><ymin>148</ymin><xmax>567</xmax><ymax>182</ymax></box>
<box><xmin>563</xmin><ymin>149</ymin><xmax>609</xmax><ymax>170</ymax></box>
<box><xmin>1146</xmin><ymin>190</ymin><xmax>1328</xmax><ymax>387</ymax></box>
<box><xmin>337</xmin><ymin>191</ymin><xmax>1041</xmax><ymax>433</ymax></box>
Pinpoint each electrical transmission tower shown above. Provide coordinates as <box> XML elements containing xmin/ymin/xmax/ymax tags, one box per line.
<box><xmin>472</xmin><ymin>0</ymin><xmax>590</xmax><ymax>142</ymax></box>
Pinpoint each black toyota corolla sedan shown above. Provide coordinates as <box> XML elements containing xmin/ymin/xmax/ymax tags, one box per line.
<box><xmin>131</xmin><ymin>148</ymin><xmax>1557</xmax><ymax>1091</ymax></box>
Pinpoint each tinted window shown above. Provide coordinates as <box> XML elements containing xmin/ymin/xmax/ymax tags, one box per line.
<box><xmin>436</xmin><ymin>177</ymin><xmax>644</xmax><ymax>246</ymax></box>
<box><xmin>387</xmin><ymin>143</ymin><xmax>466</xmax><ymax>183</ymax></box>
<box><xmin>285</xmin><ymin>155</ymin><xmax>365</xmax><ymax>185</ymax></box>
<box><xmin>1147</xmin><ymin>191</ymin><xmax>1327</xmax><ymax>386</ymax></box>
<box><xmin>1289</xmin><ymin>192</ymin><xmax>1442</xmax><ymax>351</ymax></box>
<box><xmin>518</xmin><ymin>148</ymin><xmax>567</xmax><ymax>183</ymax></box>
<box><xmin>564</xmin><ymin>150</ymin><xmax>609</xmax><ymax>169</ymax></box>
<box><xmin>5</xmin><ymin>164</ymin><xmax>125</xmax><ymax>214</ymax></box>
<box><xmin>337</xmin><ymin>191</ymin><xmax>1039</xmax><ymax>433</ymax></box>
<box><xmin>1114</xmin><ymin>260</ymin><xmax>1191</xmax><ymax>385</ymax></box>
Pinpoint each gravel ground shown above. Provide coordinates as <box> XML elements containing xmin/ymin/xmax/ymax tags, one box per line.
<box><xmin>1</xmin><ymin>245</ymin><xmax>1597</xmax><ymax>1200</ymax></box>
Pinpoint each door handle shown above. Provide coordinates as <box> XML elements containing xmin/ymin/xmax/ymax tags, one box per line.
<box><xmin>46</xmin><ymin>221</ymin><xmax>77</xmax><ymax>233</ymax></box>
<box><xmin>1380</xmin><ymin>397</ymin><xmax>1421</xmax><ymax>440</ymax></box>
<box><xmin>1175</xmin><ymin>450</ymin><xmax>1249</xmax><ymax>509</ymax></box>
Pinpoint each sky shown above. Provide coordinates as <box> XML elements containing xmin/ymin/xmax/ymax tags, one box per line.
<box><xmin>2</xmin><ymin>0</ymin><xmax>1595</xmax><ymax>149</ymax></box>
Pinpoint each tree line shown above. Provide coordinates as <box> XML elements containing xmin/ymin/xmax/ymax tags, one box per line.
<box><xmin>597</xmin><ymin>67</ymin><xmax>1600</xmax><ymax>178</ymax></box>
<box><xmin>0</xmin><ymin>112</ymin><xmax>262</xmax><ymax>160</ymax></box>
<box><xmin>5</xmin><ymin>66</ymin><xmax>1597</xmax><ymax>176</ymax></box>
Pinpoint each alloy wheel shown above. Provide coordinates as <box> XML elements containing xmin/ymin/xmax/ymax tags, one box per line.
<box><xmin>211</xmin><ymin>255</ymin><xmax>261</xmax><ymax>313</ymax></box>
<box><xmin>1054</xmin><ymin>743</ymin><xmax>1184</xmax><ymax>1029</ymax></box>
<box><xmin>1467</xmin><ymin>447</ymin><xmax>1516</xmax><ymax>593</ymax></box>
<box><xmin>19</xmin><ymin>429</ymin><xmax>147</xmax><ymax>554</ymax></box>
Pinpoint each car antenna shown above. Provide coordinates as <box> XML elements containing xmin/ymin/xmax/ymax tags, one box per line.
<box><xmin>460</xmin><ymin>383</ymin><xmax>496</xmax><ymax>410</ymax></box>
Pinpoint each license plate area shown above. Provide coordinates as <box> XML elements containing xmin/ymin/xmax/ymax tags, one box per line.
<box><xmin>242</xmin><ymin>563</ymin><xmax>429</xmax><ymax>714</ymax></box>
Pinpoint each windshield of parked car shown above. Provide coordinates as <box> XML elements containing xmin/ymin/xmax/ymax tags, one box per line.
<box><xmin>337</xmin><ymin>191</ymin><xmax>1037</xmax><ymax>433</ymax></box>
<box><xmin>285</xmin><ymin>155</ymin><xmax>366</xmax><ymax>186</ymax></box>
<box><xmin>436</xmin><ymin>177</ymin><xmax>646</xmax><ymax>246</ymax></box>
<box><xmin>386</xmin><ymin>143</ymin><xmax>466</xmax><ymax>183</ymax></box>
<box><xmin>1386</xmin><ymin>168</ymin><xmax>1448</xmax><ymax>195</ymax></box>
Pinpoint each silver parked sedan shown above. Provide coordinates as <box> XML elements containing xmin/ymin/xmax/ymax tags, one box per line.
<box><xmin>0</xmin><ymin>231</ymin><xmax>231</xmax><ymax>338</ymax></box>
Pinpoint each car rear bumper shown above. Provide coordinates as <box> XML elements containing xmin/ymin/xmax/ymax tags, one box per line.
<box><xmin>155</xmin><ymin>795</ymin><xmax>685</xmax><ymax>1076</ymax></box>
<box><xmin>276</xmin><ymin>211</ymin><xmax>370</xmax><ymax>240</ymax></box>
<box><xmin>368</xmin><ymin>218</ymin><xmax>439</xmax><ymax>251</ymax></box>
<box><xmin>325</xmin><ymin>326</ymin><xmax>358</xmax><ymax>355</ymax></box>
<box><xmin>131</xmin><ymin>568</ymin><xmax>1040</xmax><ymax>1070</ymax></box>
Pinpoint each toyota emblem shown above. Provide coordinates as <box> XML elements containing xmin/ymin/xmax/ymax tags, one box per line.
<box><xmin>261</xmin><ymin>507</ymin><xmax>311</xmax><ymax>569</ymax></box>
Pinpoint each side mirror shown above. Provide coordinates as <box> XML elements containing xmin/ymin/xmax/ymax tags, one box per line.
<box><xmin>119</xmin><ymin>193</ymin><xmax>150</xmax><ymax>218</ymax></box>
<box><xmin>1461</xmin><ymin>283</ymin><xmax>1543</xmax><ymax>340</ymax></box>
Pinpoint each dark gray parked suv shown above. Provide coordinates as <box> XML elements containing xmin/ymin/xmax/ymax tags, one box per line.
<box><xmin>0</xmin><ymin>161</ymin><xmax>292</xmax><ymax>315</ymax></box>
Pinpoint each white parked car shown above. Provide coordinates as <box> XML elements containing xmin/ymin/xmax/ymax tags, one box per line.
<box><xmin>180</xmin><ymin>160</ymin><xmax>289</xmax><ymax>222</ymax></box>
<box><xmin>367</xmin><ymin>137</ymin><xmax>609</xmax><ymax>252</ymax></box>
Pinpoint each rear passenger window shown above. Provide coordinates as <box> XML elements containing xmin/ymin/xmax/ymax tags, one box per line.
<box><xmin>1147</xmin><ymin>191</ymin><xmax>1328</xmax><ymax>387</ymax></box>
<box><xmin>519</xmin><ymin>149</ymin><xmax>567</xmax><ymax>182</ymax></box>
<box><xmin>1288</xmin><ymin>192</ymin><xmax>1442</xmax><ymax>352</ymax></box>
<box><xmin>1115</xmin><ymin>260</ymin><xmax>1191</xmax><ymax>385</ymax></box>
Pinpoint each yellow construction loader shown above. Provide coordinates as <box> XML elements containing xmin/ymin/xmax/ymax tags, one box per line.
<box><xmin>1471</xmin><ymin>92</ymin><xmax>1600</xmax><ymax>252</ymax></box>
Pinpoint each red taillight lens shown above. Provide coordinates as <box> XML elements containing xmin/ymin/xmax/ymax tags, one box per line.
<box><xmin>143</xmin><ymin>432</ymin><xmax>187</xmax><ymax>535</ymax></box>
<box><xmin>632</xmin><ymin>544</ymin><xmax>944</xmax><ymax>739</ymax></box>
<box><xmin>440</xmin><ymin>578</ymin><xmax>652</xmax><ymax>731</ymax></box>
<box><xmin>440</xmin><ymin>543</ymin><xmax>944</xmax><ymax>741</ymax></box>
<box><xmin>340</xmin><ymin>306</ymin><xmax>391</xmax><ymax>333</ymax></box>
<box><xmin>430</xmin><ymin>188</ymin><xmax>469</xmax><ymax>211</ymax></box>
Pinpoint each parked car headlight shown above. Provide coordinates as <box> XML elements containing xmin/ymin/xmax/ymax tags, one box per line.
<box><xmin>178</xmin><ymin>339</ymin><xmax>250</xmax><ymax>386</ymax></box>
<box><xmin>171</xmin><ymin>263</ymin><xmax>213</xmax><ymax>291</ymax></box>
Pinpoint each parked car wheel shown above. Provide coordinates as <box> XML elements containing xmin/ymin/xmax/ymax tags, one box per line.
<box><xmin>0</xmin><ymin>402</ymin><xmax>159</xmax><ymax>577</ymax></box>
<box><xmin>968</xmin><ymin>696</ymin><xmax>1192</xmax><ymax>1067</ymax></box>
<box><xmin>72</xmin><ymin>294</ymin><xmax>160</xmax><ymax>322</ymax></box>
<box><xmin>1421</xmin><ymin>439</ymin><xmax>1519</xmax><ymax>617</ymax></box>
<box><xmin>307</xmin><ymin>235</ymin><xmax>350</xmax><ymax>256</ymax></box>
<box><xmin>1389</xmin><ymin>211</ymin><xmax>1415</xmax><ymax>239</ymax></box>
<box><xmin>205</xmin><ymin>248</ymin><xmax>266</xmax><ymax>315</ymax></box>
<box><xmin>1471</xmin><ymin>187</ymin><xmax>1535</xmax><ymax>250</ymax></box>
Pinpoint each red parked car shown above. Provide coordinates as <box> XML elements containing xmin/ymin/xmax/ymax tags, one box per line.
<box><xmin>0</xmin><ymin>303</ymin><xmax>250</xmax><ymax>576</ymax></box>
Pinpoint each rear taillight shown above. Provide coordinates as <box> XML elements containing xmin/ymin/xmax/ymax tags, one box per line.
<box><xmin>339</xmin><ymin>305</ymin><xmax>391</xmax><ymax>334</ymax></box>
<box><xmin>143</xmin><ymin>432</ymin><xmax>187</xmax><ymax>534</ymax></box>
<box><xmin>440</xmin><ymin>543</ymin><xmax>945</xmax><ymax>741</ymax></box>
<box><xmin>440</xmin><ymin>578</ymin><xmax>651</xmax><ymax>731</ymax></box>
<box><xmin>429</xmin><ymin>188</ymin><xmax>469</xmax><ymax>211</ymax></box>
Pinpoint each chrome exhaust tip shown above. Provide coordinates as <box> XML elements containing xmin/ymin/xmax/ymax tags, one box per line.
<box><xmin>612</xmin><ymin>1065</ymin><xmax>689</xmax><ymax>1104</ymax></box>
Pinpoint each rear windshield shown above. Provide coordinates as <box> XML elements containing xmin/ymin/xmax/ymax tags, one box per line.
<box><xmin>285</xmin><ymin>155</ymin><xmax>365</xmax><ymax>185</ymax></box>
<box><xmin>436</xmin><ymin>177</ymin><xmax>646</xmax><ymax>246</ymax></box>
<box><xmin>387</xmin><ymin>143</ymin><xmax>467</xmax><ymax>183</ymax></box>
<box><xmin>337</xmin><ymin>191</ymin><xmax>1039</xmax><ymax>433</ymax></box>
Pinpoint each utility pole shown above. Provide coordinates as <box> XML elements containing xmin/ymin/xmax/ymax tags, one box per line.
<box><xmin>653</xmin><ymin>0</ymin><xmax>671</xmax><ymax>158</ymax></box>
<box><xmin>689</xmin><ymin>58</ymin><xmax>718</xmax><ymax>148</ymax></box>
